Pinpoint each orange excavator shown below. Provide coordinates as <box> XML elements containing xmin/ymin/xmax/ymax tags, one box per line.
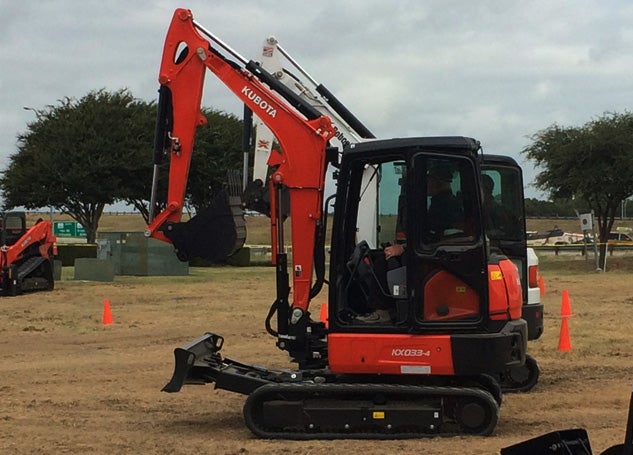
<box><xmin>0</xmin><ymin>212</ymin><xmax>56</xmax><ymax>295</ymax></box>
<box><xmin>147</xmin><ymin>8</ymin><xmax>528</xmax><ymax>438</ymax></box>
<box><xmin>251</xmin><ymin>35</ymin><xmax>541</xmax><ymax>393</ymax></box>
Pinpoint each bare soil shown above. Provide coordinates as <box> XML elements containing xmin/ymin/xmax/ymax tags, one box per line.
<box><xmin>2</xmin><ymin>259</ymin><xmax>633</xmax><ymax>454</ymax></box>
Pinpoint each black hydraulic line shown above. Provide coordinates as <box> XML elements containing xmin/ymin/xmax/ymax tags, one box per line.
<box><xmin>153</xmin><ymin>85</ymin><xmax>173</xmax><ymax>165</ymax></box>
<box><xmin>242</xmin><ymin>105</ymin><xmax>253</xmax><ymax>191</ymax></box>
<box><xmin>275</xmin><ymin>253</ymin><xmax>290</xmax><ymax>337</ymax></box>
<box><xmin>150</xmin><ymin>85</ymin><xmax>173</xmax><ymax>222</ymax></box>
<box><xmin>309</xmin><ymin>194</ymin><xmax>336</xmax><ymax>299</ymax></box>
<box><xmin>315</xmin><ymin>84</ymin><xmax>375</xmax><ymax>139</ymax></box>
<box><xmin>245</xmin><ymin>61</ymin><xmax>322</xmax><ymax>121</ymax></box>
<box><xmin>274</xmin><ymin>183</ymin><xmax>290</xmax><ymax>338</ymax></box>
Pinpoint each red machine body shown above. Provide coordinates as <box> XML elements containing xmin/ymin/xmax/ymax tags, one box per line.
<box><xmin>0</xmin><ymin>212</ymin><xmax>56</xmax><ymax>295</ymax></box>
<box><xmin>151</xmin><ymin>9</ymin><xmax>527</xmax><ymax>439</ymax></box>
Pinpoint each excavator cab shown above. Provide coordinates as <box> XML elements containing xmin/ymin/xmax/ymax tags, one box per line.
<box><xmin>327</xmin><ymin>137</ymin><xmax>526</xmax><ymax>378</ymax></box>
<box><xmin>333</xmin><ymin>138</ymin><xmax>488</xmax><ymax>328</ymax></box>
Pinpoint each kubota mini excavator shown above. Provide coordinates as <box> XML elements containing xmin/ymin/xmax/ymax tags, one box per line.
<box><xmin>250</xmin><ymin>35</ymin><xmax>541</xmax><ymax>392</ymax></box>
<box><xmin>0</xmin><ymin>212</ymin><xmax>56</xmax><ymax>295</ymax></box>
<box><xmin>146</xmin><ymin>8</ymin><xmax>528</xmax><ymax>438</ymax></box>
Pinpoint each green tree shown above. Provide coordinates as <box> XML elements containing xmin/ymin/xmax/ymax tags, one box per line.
<box><xmin>522</xmin><ymin>112</ymin><xmax>633</xmax><ymax>266</ymax></box>
<box><xmin>2</xmin><ymin>90</ymin><xmax>244</xmax><ymax>242</ymax></box>
<box><xmin>124</xmin><ymin>106</ymin><xmax>244</xmax><ymax>222</ymax></box>
<box><xmin>523</xmin><ymin>198</ymin><xmax>588</xmax><ymax>218</ymax></box>
<box><xmin>186</xmin><ymin>108</ymin><xmax>244</xmax><ymax>212</ymax></box>
<box><xmin>1</xmin><ymin>89</ymin><xmax>155</xmax><ymax>242</ymax></box>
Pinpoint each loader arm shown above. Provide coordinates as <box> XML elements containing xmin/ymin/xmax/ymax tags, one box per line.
<box><xmin>146</xmin><ymin>9</ymin><xmax>336</xmax><ymax>311</ymax></box>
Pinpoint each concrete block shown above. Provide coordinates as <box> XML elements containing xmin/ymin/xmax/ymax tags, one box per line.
<box><xmin>74</xmin><ymin>258</ymin><xmax>115</xmax><ymax>282</ymax></box>
<box><xmin>53</xmin><ymin>260</ymin><xmax>62</xmax><ymax>281</ymax></box>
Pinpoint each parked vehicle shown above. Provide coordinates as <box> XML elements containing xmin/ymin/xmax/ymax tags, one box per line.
<box><xmin>0</xmin><ymin>212</ymin><xmax>56</xmax><ymax>295</ymax></box>
<box><xmin>526</xmin><ymin>228</ymin><xmax>584</xmax><ymax>246</ymax></box>
<box><xmin>608</xmin><ymin>230</ymin><xmax>633</xmax><ymax>245</ymax></box>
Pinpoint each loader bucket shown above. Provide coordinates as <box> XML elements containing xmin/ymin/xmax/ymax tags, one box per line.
<box><xmin>161</xmin><ymin>190</ymin><xmax>246</xmax><ymax>262</ymax></box>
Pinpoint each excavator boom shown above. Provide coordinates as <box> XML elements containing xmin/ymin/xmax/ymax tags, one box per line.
<box><xmin>146</xmin><ymin>9</ymin><xmax>336</xmax><ymax>310</ymax></box>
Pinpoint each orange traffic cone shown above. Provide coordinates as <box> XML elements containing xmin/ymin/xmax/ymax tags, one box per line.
<box><xmin>102</xmin><ymin>298</ymin><xmax>113</xmax><ymax>325</ymax></box>
<box><xmin>560</xmin><ymin>289</ymin><xmax>574</xmax><ymax>317</ymax></box>
<box><xmin>558</xmin><ymin>317</ymin><xmax>572</xmax><ymax>352</ymax></box>
<box><xmin>319</xmin><ymin>302</ymin><xmax>328</xmax><ymax>328</ymax></box>
<box><xmin>539</xmin><ymin>276</ymin><xmax>546</xmax><ymax>296</ymax></box>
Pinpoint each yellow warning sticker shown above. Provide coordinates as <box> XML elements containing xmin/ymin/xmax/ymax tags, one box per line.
<box><xmin>490</xmin><ymin>271</ymin><xmax>503</xmax><ymax>280</ymax></box>
<box><xmin>372</xmin><ymin>411</ymin><xmax>385</xmax><ymax>419</ymax></box>
<box><xmin>455</xmin><ymin>286</ymin><xmax>466</xmax><ymax>293</ymax></box>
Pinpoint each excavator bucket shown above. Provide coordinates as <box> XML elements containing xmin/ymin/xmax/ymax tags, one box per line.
<box><xmin>160</xmin><ymin>190</ymin><xmax>246</xmax><ymax>262</ymax></box>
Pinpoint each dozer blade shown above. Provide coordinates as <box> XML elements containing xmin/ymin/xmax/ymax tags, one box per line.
<box><xmin>161</xmin><ymin>190</ymin><xmax>246</xmax><ymax>262</ymax></box>
<box><xmin>162</xmin><ymin>332</ymin><xmax>279</xmax><ymax>395</ymax></box>
<box><xmin>162</xmin><ymin>333</ymin><xmax>224</xmax><ymax>393</ymax></box>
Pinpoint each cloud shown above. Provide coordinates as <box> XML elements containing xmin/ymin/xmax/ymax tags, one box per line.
<box><xmin>2</xmin><ymin>0</ymin><xmax>633</xmax><ymax>203</ymax></box>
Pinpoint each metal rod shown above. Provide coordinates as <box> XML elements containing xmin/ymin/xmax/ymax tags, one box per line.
<box><xmin>276</xmin><ymin>185</ymin><xmax>285</xmax><ymax>254</ymax></box>
<box><xmin>275</xmin><ymin>42</ymin><xmax>319</xmax><ymax>87</ymax></box>
<box><xmin>242</xmin><ymin>105</ymin><xmax>253</xmax><ymax>191</ymax></box>
<box><xmin>149</xmin><ymin>164</ymin><xmax>160</xmax><ymax>223</ymax></box>
<box><xmin>192</xmin><ymin>19</ymin><xmax>248</xmax><ymax>66</ymax></box>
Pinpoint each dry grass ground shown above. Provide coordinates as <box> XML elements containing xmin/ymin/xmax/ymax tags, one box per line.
<box><xmin>1</xmin><ymin>255</ymin><xmax>633</xmax><ymax>454</ymax></box>
<box><xmin>3</xmin><ymin>213</ymin><xmax>630</xmax><ymax>453</ymax></box>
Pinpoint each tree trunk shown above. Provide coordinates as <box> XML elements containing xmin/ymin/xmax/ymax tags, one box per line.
<box><xmin>62</xmin><ymin>202</ymin><xmax>106</xmax><ymax>244</ymax></box>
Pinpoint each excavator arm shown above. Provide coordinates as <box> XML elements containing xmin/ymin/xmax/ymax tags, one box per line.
<box><xmin>146</xmin><ymin>9</ymin><xmax>336</xmax><ymax>311</ymax></box>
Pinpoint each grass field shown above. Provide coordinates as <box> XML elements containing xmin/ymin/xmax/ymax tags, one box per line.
<box><xmin>2</xmin><ymin>257</ymin><xmax>633</xmax><ymax>454</ymax></box>
<box><xmin>3</xmin><ymin>212</ymin><xmax>630</xmax><ymax>453</ymax></box>
<box><xmin>28</xmin><ymin>212</ymin><xmax>633</xmax><ymax>246</ymax></box>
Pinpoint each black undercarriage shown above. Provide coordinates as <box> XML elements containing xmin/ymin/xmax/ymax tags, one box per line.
<box><xmin>163</xmin><ymin>332</ymin><xmax>508</xmax><ymax>438</ymax></box>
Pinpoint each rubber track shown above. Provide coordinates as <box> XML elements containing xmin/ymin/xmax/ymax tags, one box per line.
<box><xmin>17</xmin><ymin>256</ymin><xmax>47</xmax><ymax>281</ymax></box>
<box><xmin>243</xmin><ymin>382</ymin><xmax>499</xmax><ymax>439</ymax></box>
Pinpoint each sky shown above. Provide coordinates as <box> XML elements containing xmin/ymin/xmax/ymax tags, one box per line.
<box><xmin>2</xmin><ymin>0</ymin><xmax>633</xmax><ymax>204</ymax></box>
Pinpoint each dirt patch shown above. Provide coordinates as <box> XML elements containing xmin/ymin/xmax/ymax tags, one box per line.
<box><xmin>1</xmin><ymin>266</ymin><xmax>632</xmax><ymax>454</ymax></box>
